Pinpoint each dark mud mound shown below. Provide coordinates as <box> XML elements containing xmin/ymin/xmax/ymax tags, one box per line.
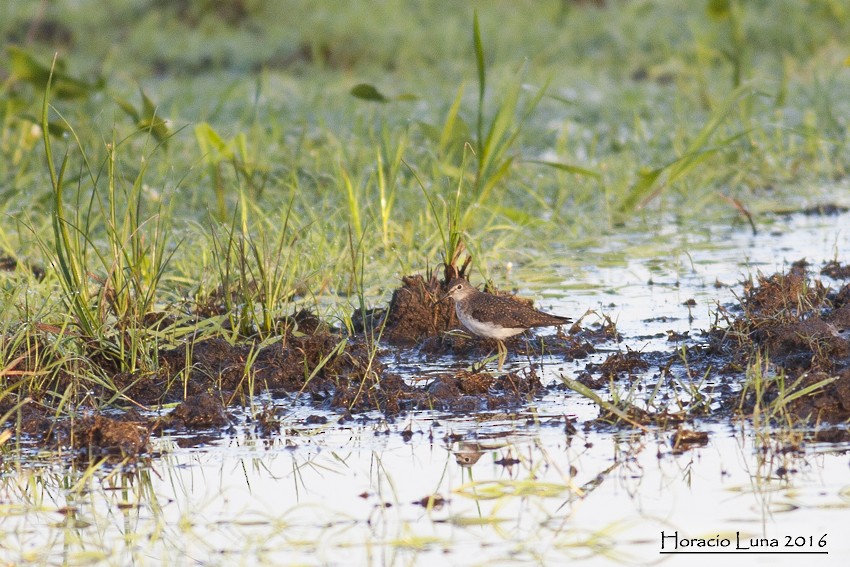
<box><xmin>761</xmin><ymin>317</ymin><xmax>850</xmax><ymax>372</ymax></box>
<box><xmin>331</xmin><ymin>373</ymin><xmax>410</xmax><ymax>414</ymax></box>
<box><xmin>739</xmin><ymin>269</ymin><xmax>829</xmax><ymax>324</ymax></box>
<box><xmin>577</xmin><ymin>350</ymin><xmax>649</xmax><ymax>389</ymax></box>
<box><xmin>156</xmin><ymin>330</ymin><xmax>383</xmax><ymax>403</ymax></box>
<box><xmin>671</xmin><ymin>427</ymin><xmax>710</xmax><ymax>452</ymax></box>
<box><xmin>783</xmin><ymin>368</ymin><xmax>850</xmax><ymax>422</ymax></box>
<box><xmin>436</xmin><ymin>367</ymin><xmax>541</xmax><ymax>407</ymax></box>
<box><xmin>11</xmin><ymin>406</ymin><xmax>153</xmax><ymax>460</ymax></box>
<box><xmin>111</xmin><ymin>338</ymin><xmax>249</xmax><ymax>407</ymax></box>
<box><xmin>153</xmin><ymin>328</ymin><xmax>414</xmax><ymax>415</ymax></box>
<box><xmin>381</xmin><ymin>274</ymin><xmax>458</xmax><ymax>344</ymax></box>
<box><xmin>158</xmin><ymin>338</ymin><xmax>250</xmax><ymax>396</ymax></box>
<box><xmin>733</xmin><ymin>271</ymin><xmax>850</xmax><ymax>372</ymax></box>
<box><xmin>333</xmin><ymin>368</ymin><xmax>542</xmax><ymax>414</ymax></box>
<box><xmin>821</xmin><ymin>260</ymin><xmax>850</xmax><ymax>280</ymax></box>
<box><xmin>252</xmin><ymin>334</ymin><xmax>382</xmax><ymax>396</ymax></box>
<box><xmin>168</xmin><ymin>393</ymin><xmax>229</xmax><ymax>428</ymax></box>
<box><xmin>727</xmin><ymin>268</ymin><xmax>850</xmax><ymax>422</ymax></box>
<box><xmin>75</xmin><ymin>414</ymin><xmax>151</xmax><ymax>458</ymax></box>
<box><xmin>408</xmin><ymin>368</ymin><xmax>543</xmax><ymax>412</ymax></box>
<box><xmin>564</xmin><ymin>263</ymin><xmax>850</xmax><ymax>428</ymax></box>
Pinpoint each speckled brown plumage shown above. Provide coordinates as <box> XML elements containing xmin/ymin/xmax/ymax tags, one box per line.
<box><xmin>445</xmin><ymin>277</ymin><xmax>571</xmax><ymax>339</ymax></box>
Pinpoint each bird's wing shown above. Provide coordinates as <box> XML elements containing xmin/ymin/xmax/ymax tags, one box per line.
<box><xmin>468</xmin><ymin>295</ymin><xmax>570</xmax><ymax>328</ymax></box>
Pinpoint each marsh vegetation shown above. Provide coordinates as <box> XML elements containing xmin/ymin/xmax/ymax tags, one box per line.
<box><xmin>1</xmin><ymin>1</ymin><xmax>850</xmax><ymax>564</ymax></box>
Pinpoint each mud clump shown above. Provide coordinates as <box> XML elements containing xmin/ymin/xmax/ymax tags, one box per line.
<box><xmin>4</xmin><ymin>404</ymin><xmax>152</xmax><ymax>459</ymax></box>
<box><xmin>169</xmin><ymin>393</ymin><xmax>228</xmax><ymax>429</ymax></box>
<box><xmin>382</xmin><ymin>274</ymin><xmax>457</xmax><ymax>344</ymax></box>
<box><xmin>671</xmin><ymin>427</ymin><xmax>710</xmax><ymax>452</ymax></box>
<box><xmin>813</xmin><ymin>426</ymin><xmax>850</xmax><ymax>443</ymax></box>
<box><xmin>416</xmin><ymin>369</ymin><xmax>542</xmax><ymax>412</ymax></box>
<box><xmin>75</xmin><ymin>415</ymin><xmax>151</xmax><ymax>458</ymax></box>
<box><xmin>155</xmin><ymin>325</ymin><xmax>411</xmax><ymax>415</ymax></box>
<box><xmin>739</xmin><ymin>270</ymin><xmax>829</xmax><ymax>324</ymax></box>
<box><xmin>783</xmin><ymin>368</ymin><xmax>850</xmax><ymax>422</ymax></box>
<box><xmin>573</xmin><ymin>263</ymin><xmax>850</xmax><ymax>428</ymax></box>
<box><xmin>332</xmin><ymin>367</ymin><xmax>542</xmax><ymax>414</ymax></box>
<box><xmin>12</xmin><ymin>404</ymin><xmax>58</xmax><ymax>440</ymax></box>
<box><xmin>594</xmin><ymin>401</ymin><xmax>685</xmax><ymax>428</ymax></box>
<box><xmin>576</xmin><ymin>350</ymin><xmax>649</xmax><ymax>389</ymax></box>
<box><xmin>821</xmin><ymin>260</ymin><xmax>850</xmax><ymax>280</ymax></box>
<box><xmin>419</xmin><ymin>329</ymin><xmax>593</xmax><ymax>363</ymax></box>
<box><xmin>762</xmin><ymin>318</ymin><xmax>850</xmax><ymax>372</ymax></box>
<box><xmin>156</xmin><ymin>328</ymin><xmax>382</xmax><ymax>402</ymax></box>
<box><xmin>728</xmin><ymin>267</ymin><xmax>850</xmax><ymax>422</ymax></box>
<box><xmin>596</xmin><ymin>350</ymin><xmax>649</xmax><ymax>379</ymax></box>
<box><xmin>252</xmin><ymin>333</ymin><xmax>382</xmax><ymax>396</ymax></box>
<box><xmin>159</xmin><ymin>337</ymin><xmax>249</xmax><ymax>396</ymax></box>
<box><xmin>332</xmin><ymin>372</ymin><xmax>410</xmax><ymax>414</ymax></box>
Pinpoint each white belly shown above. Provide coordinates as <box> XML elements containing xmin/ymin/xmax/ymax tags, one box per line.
<box><xmin>456</xmin><ymin>308</ymin><xmax>525</xmax><ymax>339</ymax></box>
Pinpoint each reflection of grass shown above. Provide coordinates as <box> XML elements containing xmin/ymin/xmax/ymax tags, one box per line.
<box><xmin>455</xmin><ymin>478</ymin><xmax>570</xmax><ymax>500</ymax></box>
<box><xmin>5</xmin><ymin>411</ymin><xmax>844</xmax><ymax>565</ymax></box>
<box><xmin>0</xmin><ymin>457</ymin><xmax>167</xmax><ymax>565</ymax></box>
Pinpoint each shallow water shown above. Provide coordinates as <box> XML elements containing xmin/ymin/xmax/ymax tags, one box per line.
<box><xmin>4</xmin><ymin>209</ymin><xmax>850</xmax><ymax>566</ymax></box>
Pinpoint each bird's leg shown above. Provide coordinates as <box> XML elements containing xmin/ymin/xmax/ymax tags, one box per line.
<box><xmin>496</xmin><ymin>339</ymin><xmax>507</xmax><ymax>372</ymax></box>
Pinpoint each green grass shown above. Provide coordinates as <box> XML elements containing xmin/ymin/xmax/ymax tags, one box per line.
<box><xmin>0</xmin><ymin>0</ymin><xmax>849</xmax><ymax>412</ymax></box>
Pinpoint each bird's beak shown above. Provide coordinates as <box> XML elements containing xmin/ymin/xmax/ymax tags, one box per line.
<box><xmin>438</xmin><ymin>286</ymin><xmax>455</xmax><ymax>303</ymax></box>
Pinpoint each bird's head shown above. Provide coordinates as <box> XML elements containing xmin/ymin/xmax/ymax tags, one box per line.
<box><xmin>444</xmin><ymin>278</ymin><xmax>476</xmax><ymax>301</ymax></box>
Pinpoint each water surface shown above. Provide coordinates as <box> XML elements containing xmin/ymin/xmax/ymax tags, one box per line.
<box><xmin>4</xmin><ymin>209</ymin><xmax>850</xmax><ymax>566</ymax></box>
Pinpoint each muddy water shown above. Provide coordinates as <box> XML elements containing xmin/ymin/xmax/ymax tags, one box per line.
<box><xmin>4</xmin><ymin>209</ymin><xmax>850</xmax><ymax>566</ymax></box>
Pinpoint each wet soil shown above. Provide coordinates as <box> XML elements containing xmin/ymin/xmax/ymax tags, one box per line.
<box><xmin>381</xmin><ymin>273</ymin><xmax>457</xmax><ymax>344</ymax></box>
<box><xmin>12</xmin><ymin>407</ymin><xmax>151</xmax><ymax>460</ymax></box>
<box><xmin>5</xmin><ymin>258</ymin><xmax>850</xmax><ymax>458</ymax></box>
<box><xmin>727</xmin><ymin>268</ymin><xmax>850</xmax><ymax>421</ymax></box>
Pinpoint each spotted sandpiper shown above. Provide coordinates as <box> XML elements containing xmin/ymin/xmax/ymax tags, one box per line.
<box><xmin>444</xmin><ymin>277</ymin><xmax>572</xmax><ymax>369</ymax></box>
